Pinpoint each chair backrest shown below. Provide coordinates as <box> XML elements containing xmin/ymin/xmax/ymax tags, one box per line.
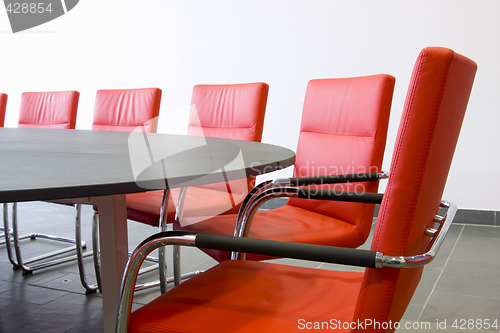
<box><xmin>187</xmin><ymin>83</ymin><xmax>268</xmax><ymax>142</ymax></box>
<box><xmin>352</xmin><ymin>47</ymin><xmax>477</xmax><ymax>329</ymax></box>
<box><xmin>0</xmin><ymin>93</ymin><xmax>7</xmax><ymax>127</ymax></box>
<box><xmin>287</xmin><ymin>75</ymin><xmax>395</xmax><ymax>242</ymax></box>
<box><xmin>92</xmin><ymin>88</ymin><xmax>162</xmax><ymax>132</ymax></box>
<box><xmin>186</xmin><ymin>83</ymin><xmax>269</xmax><ymax>194</ymax></box>
<box><xmin>18</xmin><ymin>91</ymin><xmax>79</xmax><ymax>129</ymax></box>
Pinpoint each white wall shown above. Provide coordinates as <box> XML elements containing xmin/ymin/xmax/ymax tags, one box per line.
<box><xmin>0</xmin><ymin>0</ymin><xmax>498</xmax><ymax>210</ymax></box>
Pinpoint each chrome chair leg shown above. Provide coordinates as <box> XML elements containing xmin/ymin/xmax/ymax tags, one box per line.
<box><xmin>9</xmin><ymin>202</ymin><xmax>90</xmax><ymax>276</ymax></box>
<box><xmin>90</xmin><ymin>209</ymin><xmax>161</xmax><ymax>293</ymax></box>
<box><xmin>2</xmin><ymin>203</ymin><xmax>19</xmax><ymax>269</ymax></box>
<box><xmin>74</xmin><ymin>204</ymin><xmax>100</xmax><ymax>295</ymax></box>
<box><xmin>173</xmin><ymin>245</ymin><xmax>181</xmax><ymax>286</ymax></box>
<box><xmin>92</xmin><ymin>209</ymin><xmax>102</xmax><ymax>292</ymax></box>
<box><xmin>172</xmin><ymin>187</ymin><xmax>187</xmax><ymax>287</ymax></box>
<box><xmin>0</xmin><ymin>204</ymin><xmax>12</xmax><ymax>245</ymax></box>
<box><xmin>91</xmin><ymin>192</ymin><xmax>171</xmax><ymax>293</ymax></box>
<box><xmin>158</xmin><ymin>189</ymin><xmax>170</xmax><ymax>293</ymax></box>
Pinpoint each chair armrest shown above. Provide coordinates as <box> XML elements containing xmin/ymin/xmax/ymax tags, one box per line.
<box><xmin>237</xmin><ymin>172</ymin><xmax>388</xmax><ymax>218</ymax></box>
<box><xmin>231</xmin><ymin>172</ymin><xmax>388</xmax><ymax>253</ymax></box>
<box><xmin>231</xmin><ymin>173</ymin><xmax>387</xmax><ymax>259</ymax></box>
<box><xmin>297</xmin><ymin>189</ymin><xmax>384</xmax><ymax>204</ymax></box>
<box><xmin>196</xmin><ymin>233</ymin><xmax>378</xmax><ymax>267</ymax></box>
<box><xmin>288</xmin><ymin>172</ymin><xmax>388</xmax><ymax>186</ymax></box>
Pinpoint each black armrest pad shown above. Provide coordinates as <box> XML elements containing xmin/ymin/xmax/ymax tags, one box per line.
<box><xmin>289</xmin><ymin>172</ymin><xmax>382</xmax><ymax>186</ymax></box>
<box><xmin>297</xmin><ymin>189</ymin><xmax>383</xmax><ymax>204</ymax></box>
<box><xmin>195</xmin><ymin>233</ymin><xmax>378</xmax><ymax>268</ymax></box>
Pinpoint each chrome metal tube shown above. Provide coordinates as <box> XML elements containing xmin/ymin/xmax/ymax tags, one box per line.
<box><xmin>75</xmin><ymin>204</ymin><xmax>99</xmax><ymax>294</ymax></box>
<box><xmin>116</xmin><ymin>233</ymin><xmax>197</xmax><ymax>333</ymax></box>
<box><xmin>230</xmin><ymin>173</ymin><xmax>388</xmax><ymax>260</ymax></box>
<box><xmin>381</xmin><ymin>201</ymin><xmax>457</xmax><ymax>268</ymax></box>
<box><xmin>2</xmin><ymin>203</ymin><xmax>19</xmax><ymax>268</ymax></box>
<box><xmin>92</xmin><ymin>210</ymin><xmax>102</xmax><ymax>292</ymax></box>
<box><xmin>172</xmin><ymin>187</ymin><xmax>186</xmax><ymax>287</ymax></box>
<box><xmin>232</xmin><ymin>187</ymin><xmax>300</xmax><ymax>260</ymax></box>
<box><xmin>158</xmin><ymin>189</ymin><xmax>170</xmax><ymax>293</ymax></box>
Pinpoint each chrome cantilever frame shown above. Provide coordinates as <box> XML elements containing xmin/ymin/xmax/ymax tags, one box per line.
<box><xmin>74</xmin><ymin>204</ymin><xmax>101</xmax><ymax>294</ymax></box>
<box><xmin>0</xmin><ymin>204</ymin><xmax>12</xmax><ymax>246</ymax></box>
<box><xmin>1</xmin><ymin>203</ymin><xmax>18</xmax><ymax>267</ymax></box>
<box><xmin>92</xmin><ymin>189</ymin><xmax>200</xmax><ymax>295</ymax></box>
<box><xmin>91</xmin><ymin>190</ymin><xmax>172</xmax><ymax>294</ymax></box>
<box><xmin>2</xmin><ymin>202</ymin><xmax>94</xmax><ymax>283</ymax></box>
<box><xmin>231</xmin><ymin>172</ymin><xmax>388</xmax><ymax>260</ymax></box>
<box><xmin>116</xmin><ymin>200</ymin><xmax>455</xmax><ymax>332</ymax></box>
<box><xmin>170</xmin><ymin>179</ymin><xmax>288</xmax><ymax>281</ymax></box>
<box><xmin>377</xmin><ymin>201</ymin><xmax>457</xmax><ymax>268</ymax></box>
<box><xmin>172</xmin><ymin>172</ymin><xmax>248</xmax><ymax>286</ymax></box>
<box><xmin>172</xmin><ymin>187</ymin><xmax>204</xmax><ymax>287</ymax></box>
<box><xmin>117</xmin><ymin>232</ymin><xmax>197</xmax><ymax>333</ymax></box>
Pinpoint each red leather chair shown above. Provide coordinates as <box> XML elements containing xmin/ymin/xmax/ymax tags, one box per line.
<box><xmin>124</xmin><ymin>83</ymin><xmax>269</xmax><ymax>290</ymax></box>
<box><xmin>18</xmin><ymin>91</ymin><xmax>78</xmax><ymax>129</ymax></box>
<box><xmin>126</xmin><ymin>83</ymin><xmax>269</xmax><ymax>225</ymax></box>
<box><xmin>0</xmin><ymin>93</ymin><xmax>6</xmax><ymax>127</ymax></box>
<box><xmin>84</xmin><ymin>88</ymin><xmax>162</xmax><ymax>293</ymax></box>
<box><xmin>174</xmin><ymin>75</ymin><xmax>395</xmax><ymax>262</ymax></box>
<box><xmin>117</xmin><ymin>47</ymin><xmax>477</xmax><ymax>333</ymax></box>
<box><xmin>92</xmin><ymin>88</ymin><xmax>162</xmax><ymax>132</ymax></box>
<box><xmin>3</xmin><ymin>90</ymin><xmax>80</xmax><ymax>273</ymax></box>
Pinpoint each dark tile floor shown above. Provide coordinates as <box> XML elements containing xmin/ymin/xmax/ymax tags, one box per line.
<box><xmin>1</xmin><ymin>201</ymin><xmax>499</xmax><ymax>332</ymax></box>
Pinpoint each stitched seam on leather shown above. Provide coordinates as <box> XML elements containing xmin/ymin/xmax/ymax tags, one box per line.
<box><xmin>399</xmin><ymin>50</ymin><xmax>454</xmax><ymax>256</ymax></box>
<box><xmin>20</xmin><ymin>121</ymin><xmax>71</xmax><ymax>125</ymax></box>
<box><xmin>372</xmin><ymin>49</ymin><xmax>427</xmax><ymax>251</ymax></box>
<box><xmin>401</xmin><ymin>51</ymin><xmax>454</xmax><ymax>254</ymax></box>
<box><xmin>375</xmin><ymin>50</ymin><xmax>454</xmax><ymax>324</ymax></box>
<box><xmin>94</xmin><ymin>122</ymin><xmax>149</xmax><ymax>126</ymax></box>
<box><xmin>189</xmin><ymin>125</ymin><xmax>255</xmax><ymax>130</ymax></box>
<box><xmin>360</xmin><ymin>50</ymin><xmax>428</xmax><ymax>326</ymax></box>
<box><xmin>301</xmin><ymin>130</ymin><xmax>375</xmax><ymax>139</ymax></box>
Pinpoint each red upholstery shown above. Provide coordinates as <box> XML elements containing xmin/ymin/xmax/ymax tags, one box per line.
<box><xmin>352</xmin><ymin>47</ymin><xmax>477</xmax><ymax>328</ymax></box>
<box><xmin>90</xmin><ymin>88</ymin><xmax>161</xmax><ymax>215</ymax></box>
<box><xmin>187</xmin><ymin>83</ymin><xmax>268</xmax><ymax>141</ymax></box>
<box><xmin>175</xmin><ymin>75</ymin><xmax>395</xmax><ymax>261</ymax></box>
<box><xmin>0</xmin><ymin>93</ymin><xmax>7</xmax><ymax>127</ymax></box>
<box><xmin>127</xmin><ymin>187</ymin><xmax>248</xmax><ymax>227</ymax></box>
<box><xmin>92</xmin><ymin>88</ymin><xmax>162</xmax><ymax>132</ymax></box>
<box><xmin>127</xmin><ymin>47</ymin><xmax>477</xmax><ymax>333</ymax></box>
<box><xmin>18</xmin><ymin>91</ymin><xmax>79</xmax><ymax>129</ymax></box>
<box><xmin>126</xmin><ymin>83</ymin><xmax>269</xmax><ymax>226</ymax></box>
<box><xmin>130</xmin><ymin>260</ymin><xmax>363</xmax><ymax>332</ymax></box>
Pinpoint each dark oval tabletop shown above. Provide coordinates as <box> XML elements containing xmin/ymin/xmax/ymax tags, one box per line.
<box><xmin>0</xmin><ymin>128</ymin><xmax>295</xmax><ymax>203</ymax></box>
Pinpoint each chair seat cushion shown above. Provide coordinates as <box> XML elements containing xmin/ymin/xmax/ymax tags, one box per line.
<box><xmin>126</xmin><ymin>188</ymin><xmax>245</xmax><ymax>227</ymax></box>
<box><xmin>174</xmin><ymin>205</ymin><xmax>367</xmax><ymax>262</ymax></box>
<box><xmin>129</xmin><ymin>260</ymin><xmax>363</xmax><ymax>333</ymax></box>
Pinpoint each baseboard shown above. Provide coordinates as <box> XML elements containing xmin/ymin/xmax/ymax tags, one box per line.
<box><xmin>451</xmin><ymin>209</ymin><xmax>498</xmax><ymax>226</ymax></box>
<box><xmin>261</xmin><ymin>198</ymin><xmax>499</xmax><ymax>226</ymax></box>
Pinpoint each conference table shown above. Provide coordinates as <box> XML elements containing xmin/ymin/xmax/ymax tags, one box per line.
<box><xmin>0</xmin><ymin>127</ymin><xmax>295</xmax><ymax>332</ymax></box>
